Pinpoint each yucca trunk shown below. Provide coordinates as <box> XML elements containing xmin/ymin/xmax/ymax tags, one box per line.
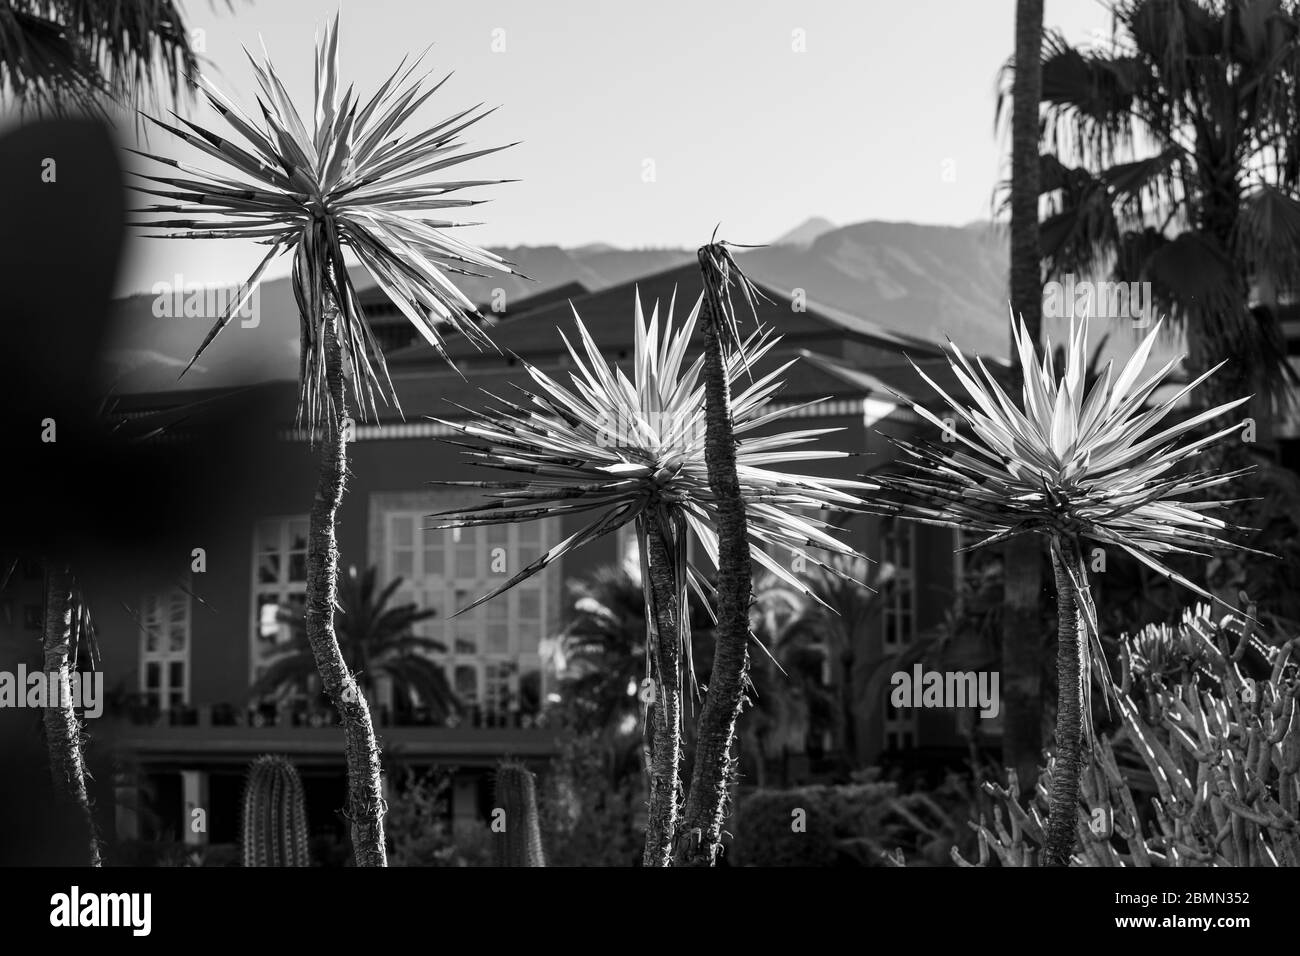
<box><xmin>1004</xmin><ymin>0</ymin><xmax>1047</xmax><ymax>798</ymax></box>
<box><xmin>642</xmin><ymin>515</ymin><xmax>682</xmax><ymax>866</ymax></box>
<box><xmin>1044</xmin><ymin>536</ymin><xmax>1084</xmax><ymax>866</ymax></box>
<box><xmin>42</xmin><ymin>564</ymin><xmax>101</xmax><ymax>866</ymax></box>
<box><xmin>305</xmin><ymin>300</ymin><xmax>387</xmax><ymax>867</ymax></box>
<box><xmin>672</xmin><ymin>248</ymin><xmax>754</xmax><ymax>867</ymax></box>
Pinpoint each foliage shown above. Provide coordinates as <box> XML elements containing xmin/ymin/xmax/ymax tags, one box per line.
<box><xmin>434</xmin><ymin>292</ymin><xmax>874</xmax><ymax>704</ymax></box>
<box><xmin>1028</xmin><ymin>0</ymin><xmax>1300</xmax><ymax>406</ymax></box>
<box><xmin>252</xmin><ymin>564</ymin><xmax>458</xmax><ymax>720</ymax></box>
<box><xmin>556</xmin><ymin>566</ymin><xmax>713</xmax><ymax>746</ymax></box>
<box><xmin>538</xmin><ymin>729</ymin><xmax>644</xmax><ymax>867</ymax></box>
<box><xmin>950</xmin><ymin>604</ymin><xmax>1300</xmax><ymax>866</ymax></box>
<box><xmin>732</xmin><ymin>776</ymin><xmax>969</xmax><ymax>867</ymax></box>
<box><xmin>240</xmin><ymin>754</ymin><xmax>310</xmax><ymax>867</ymax></box>
<box><xmin>744</xmin><ymin>579</ymin><xmax>839</xmax><ymax>778</ymax></box>
<box><xmin>129</xmin><ymin>12</ymin><xmax>520</xmax><ymax>430</ymax></box>
<box><xmin>873</xmin><ymin>314</ymin><xmax>1259</xmax><ymax>723</ymax></box>
<box><xmin>384</xmin><ymin>767</ymin><xmax>490</xmax><ymax>867</ymax></box>
<box><xmin>0</xmin><ymin>0</ymin><xmax>200</xmax><ymax>115</ymax></box>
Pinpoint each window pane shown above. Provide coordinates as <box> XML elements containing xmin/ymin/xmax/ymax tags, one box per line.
<box><xmin>289</xmin><ymin>519</ymin><xmax>309</xmax><ymax>552</ymax></box>
<box><xmin>258</xmin><ymin>553</ymin><xmax>280</xmax><ymax>585</ymax></box>
<box><xmin>256</xmin><ymin>520</ymin><xmax>278</xmax><ymax>553</ymax></box>
<box><xmin>145</xmin><ymin>662</ymin><xmax>161</xmax><ymax>690</ymax></box>
<box><xmin>422</xmin><ymin>528</ymin><xmax>444</xmax><ymax>576</ymax></box>
<box><xmin>486</xmin><ymin>623</ymin><xmax>509</xmax><ymax>655</ymax></box>
<box><xmin>288</xmin><ymin>553</ymin><xmax>307</xmax><ymax>583</ymax></box>
<box><xmin>518</xmin><ymin>590</ymin><xmax>540</xmax><ymax>620</ymax></box>
<box><xmin>393</xmin><ymin>549</ymin><xmax>414</xmax><ymax>578</ymax></box>
<box><xmin>518</xmin><ymin>521</ymin><xmax>540</xmax><ymax>544</ymax></box>
<box><xmin>455</xmin><ymin>546</ymin><xmax>477</xmax><ymax>578</ymax></box>
<box><xmin>485</xmin><ymin>597</ymin><xmax>508</xmax><ymax>620</ymax></box>
<box><xmin>169</xmin><ymin>661</ymin><xmax>185</xmax><ymax>691</ymax></box>
<box><xmin>393</xmin><ymin>515</ymin><xmax>414</xmax><ymax>548</ymax></box>
<box><xmin>454</xmin><ymin>665</ymin><xmax>478</xmax><ymax>703</ymax></box>
<box><xmin>486</xmin><ymin>524</ymin><xmax>508</xmax><ymax>545</ymax></box>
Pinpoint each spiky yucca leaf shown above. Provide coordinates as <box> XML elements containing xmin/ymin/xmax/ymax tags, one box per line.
<box><xmin>877</xmin><ymin>312</ymin><xmax>1261</xmax><ymax>600</ymax></box>
<box><xmin>129</xmin><ymin>12</ymin><xmax>520</xmax><ymax>430</ymax></box>
<box><xmin>875</xmin><ymin>311</ymin><xmax>1265</xmax><ymax>742</ymax></box>
<box><xmin>432</xmin><ymin>291</ymin><xmax>877</xmax><ymax>624</ymax></box>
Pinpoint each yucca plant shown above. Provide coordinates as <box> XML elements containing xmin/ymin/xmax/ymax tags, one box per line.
<box><xmin>41</xmin><ymin>564</ymin><xmax>100</xmax><ymax>867</ymax></box>
<box><xmin>675</xmin><ymin>241</ymin><xmax>765</xmax><ymax>866</ymax></box>
<box><xmin>433</xmin><ymin>291</ymin><xmax>875</xmax><ymax>866</ymax></box>
<box><xmin>871</xmin><ymin>313</ymin><xmax>1261</xmax><ymax>866</ymax></box>
<box><xmin>131</xmin><ymin>14</ymin><xmax>520</xmax><ymax>866</ymax></box>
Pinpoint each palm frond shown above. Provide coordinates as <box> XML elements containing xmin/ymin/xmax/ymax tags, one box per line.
<box><xmin>0</xmin><ymin>0</ymin><xmax>201</xmax><ymax>116</ymax></box>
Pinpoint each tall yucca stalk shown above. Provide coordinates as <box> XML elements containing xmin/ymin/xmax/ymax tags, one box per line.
<box><xmin>674</xmin><ymin>242</ymin><xmax>765</xmax><ymax>866</ymax></box>
<box><xmin>872</xmin><ymin>314</ymin><xmax>1261</xmax><ymax>866</ymax></box>
<box><xmin>433</xmin><ymin>291</ymin><xmax>874</xmax><ymax>866</ymax></box>
<box><xmin>132</xmin><ymin>14</ymin><xmax>519</xmax><ymax>866</ymax></box>
<box><xmin>41</xmin><ymin>564</ymin><xmax>100</xmax><ymax>866</ymax></box>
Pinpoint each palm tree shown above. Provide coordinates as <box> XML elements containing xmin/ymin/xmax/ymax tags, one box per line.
<box><xmin>40</xmin><ymin>565</ymin><xmax>100</xmax><ymax>866</ymax></box>
<box><xmin>557</xmin><ymin>566</ymin><xmax>716</xmax><ymax>792</ymax></box>
<box><xmin>744</xmin><ymin>581</ymin><xmax>838</xmax><ymax>788</ymax></box>
<box><xmin>132</xmin><ymin>13</ymin><xmax>520</xmax><ymax>865</ymax></box>
<box><xmin>1036</xmin><ymin>0</ymin><xmax>1300</xmax><ymax>412</ymax></box>
<box><xmin>999</xmin><ymin>0</ymin><xmax>1048</xmax><ymax>799</ymax></box>
<box><xmin>252</xmin><ymin>565</ymin><xmax>459</xmax><ymax>722</ymax></box>
<box><xmin>0</xmin><ymin>0</ymin><xmax>200</xmax><ymax>114</ymax></box>
<box><xmin>752</xmin><ymin>555</ymin><xmax>890</xmax><ymax>769</ymax></box>
<box><xmin>557</xmin><ymin>568</ymin><xmax>650</xmax><ymax>744</ymax></box>
<box><xmin>871</xmin><ymin>314</ymin><xmax>1259</xmax><ymax>865</ymax></box>
<box><xmin>432</xmin><ymin>291</ymin><xmax>874</xmax><ymax>866</ymax></box>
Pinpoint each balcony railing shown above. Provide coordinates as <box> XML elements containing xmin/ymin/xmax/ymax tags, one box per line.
<box><xmin>111</xmin><ymin>695</ymin><xmax>548</xmax><ymax>732</ymax></box>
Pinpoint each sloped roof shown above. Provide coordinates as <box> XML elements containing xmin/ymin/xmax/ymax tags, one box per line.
<box><xmin>385</xmin><ymin>262</ymin><xmax>946</xmax><ymax>368</ymax></box>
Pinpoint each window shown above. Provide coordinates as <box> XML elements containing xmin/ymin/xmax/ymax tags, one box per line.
<box><xmin>250</xmin><ymin>516</ymin><xmax>309</xmax><ymax>692</ymax></box>
<box><xmin>883</xmin><ymin>692</ymin><xmax>919</xmax><ymax>749</ymax></box>
<box><xmin>378</xmin><ymin>506</ymin><xmax>556</xmax><ymax>724</ymax></box>
<box><xmin>881</xmin><ymin>518</ymin><xmax>916</xmax><ymax>648</ymax></box>
<box><xmin>140</xmin><ymin>584</ymin><xmax>191</xmax><ymax>710</ymax></box>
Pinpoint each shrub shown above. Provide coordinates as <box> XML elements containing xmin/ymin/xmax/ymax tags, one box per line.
<box><xmin>953</xmin><ymin>604</ymin><xmax>1300</xmax><ymax>866</ymax></box>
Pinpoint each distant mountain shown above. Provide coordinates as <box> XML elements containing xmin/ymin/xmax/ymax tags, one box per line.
<box><xmin>103</xmin><ymin>220</ymin><xmax>1011</xmax><ymax>392</ymax></box>
<box><xmin>739</xmin><ymin>220</ymin><xmax>1008</xmax><ymax>356</ymax></box>
<box><xmin>772</xmin><ymin>216</ymin><xmax>837</xmax><ymax>247</ymax></box>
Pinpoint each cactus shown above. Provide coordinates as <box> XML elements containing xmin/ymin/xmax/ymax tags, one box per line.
<box><xmin>948</xmin><ymin>604</ymin><xmax>1300</xmax><ymax>867</ymax></box>
<box><xmin>493</xmin><ymin>760</ymin><xmax>546</xmax><ymax>867</ymax></box>
<box><xmin>241</xmin><ymin>755</ymin><xmax>311</xmax><ymax>867</ymax></box>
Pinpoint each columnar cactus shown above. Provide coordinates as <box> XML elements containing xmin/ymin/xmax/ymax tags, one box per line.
<box><xmin>493</xmin><ymin>760</ymin><xmax>546</xmax><ymax>867</ymax></box>
<box><xmin>241</xmin><ymin>755</ymin><xmax>311</xmax><ymax>867</ymax></box>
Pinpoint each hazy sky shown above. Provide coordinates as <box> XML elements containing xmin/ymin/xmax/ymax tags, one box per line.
<box><xmin>107</xmin><ymin>0</ymin><xmax>1115</xmax><ymax>293</ymax></box>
